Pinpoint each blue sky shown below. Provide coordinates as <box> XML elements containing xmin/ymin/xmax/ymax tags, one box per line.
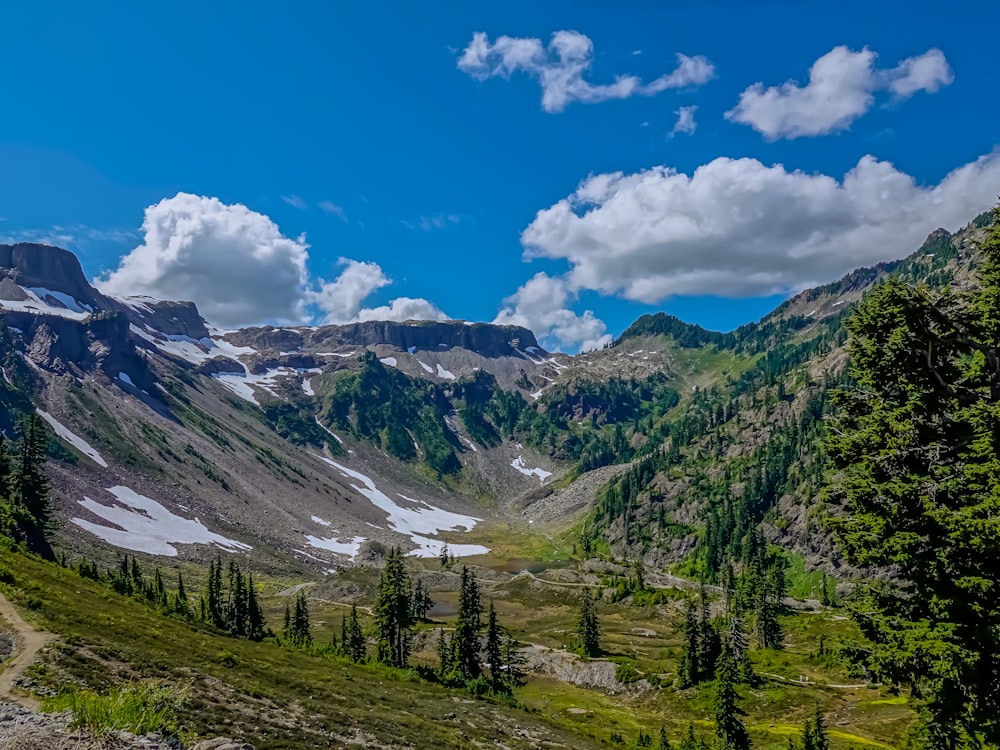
<box><xmin>1</xmin><ymin>0</ymin><xmax>998</xmax><ymax>350</ymax></box>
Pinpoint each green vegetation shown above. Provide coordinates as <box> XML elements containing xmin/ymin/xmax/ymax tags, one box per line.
<box><xmin>43</xmin><ymin>681</ymin><xmax>188</xmax><ymax>737</ymax></box>
<box><xmin>825</xmin><ymin>207</ymin><xmax>1000</xmax><ymax>747</ymax></box>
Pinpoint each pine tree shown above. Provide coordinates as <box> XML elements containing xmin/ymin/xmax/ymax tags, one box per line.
<box><xmin>713</xmin><ymin>648</ymin><xmax>750</xmax><ymax>750</ymax></box>
<box><xmin>345</xmin><ymin>604</ymin><xmax>365</xmax><ymax>662</ymax></box>
<box><xmin>728</xmin><ymin>616</ymin><xmax>755</xmax><ymax>685</ymax></box>
<box><xmin>678</xmin><ymin>599</ymin><xmax>700</xmax><ymax>689</ymax></box>
<box><xmin>502</xmin><ymin>632</ymin><xmax>526</xmax><ymax>690</ymax></box>
<box><xmin>485</xmin><ymin>600</ymin><xmax>504</xmax><ymax>691</ymax></box>
<box><xmin>246</xmin><ymin>574</ymin><xmax>266</xmax><ymax>641</ymax></box>
<box><xmin>292</xmin><ymin>591</ymin><xmax>311</xmax><ymax>646</ymax></box>
<box><xmin>453</xmin><ymin>565</ymin><xmax>483</xmax><ymax>681</ymax></box>
<box><xmin>436</xmin><ymin>628</ymin><xmax>452</xmax><ymax>678</ymax></box>
<box><xmin>802</xmin><ymin>705</ymin><xmax>828</xmax><ymax>750</ymax></box>
<box><xmin>696</xmin><ymin>586</ymin><xmax>721</xmax><ymax>678</ymax></box>
<box><xmin>825</xmin><ymin>207</ymin><xmax>1000</xmax><ymax>746</ymax></box>
<box><xmin>658</xmin><ymin>725</ymin><xmax>672</xmax><ymax>750</ymax></box>
<box><xmin>205</xmin><ymin>556</ymin><xmax>225</xmax><ymax>628</ymax></box>
<box><xmin>374</xmin><ymin>547</ymin><xmax>411</xmax><ymax>667</ymax></box>
<box><xmin>577</xmin><ymin>587</ymin><xmax>601</xmax><ymax>657</ymax></box>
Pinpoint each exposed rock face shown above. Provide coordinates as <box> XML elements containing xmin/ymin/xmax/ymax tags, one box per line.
<box><xmin>120</xmin><ymin>299</ymin><xmax>210</xmax><ymax>340</ymax></box>
<box><xmin>226</xmin><ymin>320</ymin><xmax>540</xmax><ymax>358</ymax></box>
<box><xmin>0</xmin><ymin>244</ymin><xmax>107</xmax><ymax>310</ymax></box>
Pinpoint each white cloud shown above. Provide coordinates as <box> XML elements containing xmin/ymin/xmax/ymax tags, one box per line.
<box><xmin>519</xmin><ymin>150</ymin><xmax>1000</xmax><ymax>303</ymax></box>
<box><xmin>886</xmin><ymin>48</ymin><xmax>954</xmax><ymax>98</ymax></box>
<box><xmin>282</xmin><ymin>195</ymin><xmax>308</xmax><ymax>210</ymax></box>
<box><xmin>97</xmin><ymin>193</ymin><xmax>311</xmax><ymax>328</ymax></box>
<box><xmin>318</xmin><ymin>200</ymin><xmax>348</xmax><ymax>222</ymax></box>
<box><xmin>494</xmin><ymin>272</ymin><xmax>610</xmax><ymax>352</ymax></box>
<box><xmin>670</xmin><ymin>105</ymin><xmax>698</xmax><ymax>137</ymax></box>
<box><xmin>97</xmin><ymin>193</ymin><xmax>448</xmax><ymax>329</ymax></box>
<box><xmin>311</xmin><ymin>260</ymin><xmax>449</xmax><ymax>324</ymax></box>
<box><xmin>357</xmin><ymin>298</ymin><xmax>449</xmax><ymax>323</ymax></box>
<box><xmin>726</xmin><ymin>45</ymin><xmax>954</xmax><ymax>139</ymax></box>
<box><xmin>457</xmin><ymin>30</ymin><xmax>714</xmax><ymax>113</ymax></box>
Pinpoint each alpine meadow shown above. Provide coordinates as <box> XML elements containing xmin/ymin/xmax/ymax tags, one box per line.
<box><xmin>1</xmin><ymin>2</ymin><xmax>999</xmax><ymax>749</ymax></box>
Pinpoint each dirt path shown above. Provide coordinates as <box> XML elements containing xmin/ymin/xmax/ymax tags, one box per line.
<box><xmin>0</xmin><ymin>592</ymin><xmax>56</xmax><ymax>709</ymax></box>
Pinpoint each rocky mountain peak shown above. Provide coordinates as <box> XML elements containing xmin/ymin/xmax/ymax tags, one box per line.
<box><xmin>0</xmin><ymin>243</ymin><xmax>106</xmax><ymax>310</ymax></box>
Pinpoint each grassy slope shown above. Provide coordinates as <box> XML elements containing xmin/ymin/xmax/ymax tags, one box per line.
<box><xmin>0</xmin><ymin>547</ymin><xmax>605</xmax><ymax>750</ymax></box>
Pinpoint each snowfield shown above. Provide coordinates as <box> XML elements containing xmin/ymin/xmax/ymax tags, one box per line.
<box><xmin>311</xmin><ymin>455</ymin><xmax>489</xmax><ymax>557</ymax></box>
<box><xmin>436</xmin><ymin>364</ymin><xmax>456</xmax><ymax>380</ymax></box>
<box><xmin>511</xmin><ymin>456</ymin><xmax>552</xmax><ymax>483</ymax></box>
<box><xmin>0</xmin><ymin>287</ymin><xmax>91</xmax><ymax>321</ymax></box>
<box><xmin>72</xmin><ymin>486</ymin><xmax>251</xmax><ymax>557</ymax></box>
<box><xmin>304</xmin><ymin>534</ymin><xmax>367</xmax><ymax>558</ymax></box>
<box><xmin>37</xmin><ymin>409</ymin><xmax>108</xmax><ymax>468</ymax></box>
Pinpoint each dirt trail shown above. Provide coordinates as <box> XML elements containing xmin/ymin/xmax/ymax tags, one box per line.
<box><xmin>0</xmin><ymin>592</ymin><xmax>56</xmax><ymax>709</ymax></box>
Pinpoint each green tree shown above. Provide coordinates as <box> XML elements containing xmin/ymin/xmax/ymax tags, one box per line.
<box><xmin>345</xmin><ymin>604</ymin><xmax>365</xmax><ymax>662</ymax></box>
<box><xmin>485</xmin><ymin>600</ymin><xmax>505</xmax><ymax>691</ymax></box>
<box><xmin>453</xmin><ymin>565</ymin><xmax>483</xmax><ymax>681</ymax></box>
<box><xmin>577</xmin><ymin>587</ymin><xmax>601</xmax><ymax>657</ymax></box>
<box><xmin>658</xmin><ymin>725</ymin><xmax>672</xmax><ymax>750</ymax></box>
<box><xmin>678</xmin><ymin>599</ymin><xmax>700</xmax><ymax>689</ymax></box>
<box><xmin>825</xmin><ymin>208</ymin><xmax>1000</xmax><ymax>748</ymax></box>
<box><xmin>436</xmin><ymin>628</ymin><xmax>452</xmax><ymax>678</ymax></box>
<box><xmin>246</xmin><ymin>574</ymin><xmax>266</xmax><ymax>641</ymax></box>
<box><xmin>374</xmin><ymin>547</ymin><xmax>411</xmax><ymax>667</ymax></box>
<box><xmin>802</xmin><ymin>705</ymin><xmax>828</xmax><ymax>750</ymax></box>
<box><xmin>713</xmin><ymin>648</ymin><xmax>750</xmax><ymax>750</ymax></box>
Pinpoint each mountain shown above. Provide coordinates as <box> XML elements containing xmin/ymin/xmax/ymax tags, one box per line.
<box><xmin>0</xmin><ymin>208</ymin><xmax>994</xmax><ymax>577</ymax></box>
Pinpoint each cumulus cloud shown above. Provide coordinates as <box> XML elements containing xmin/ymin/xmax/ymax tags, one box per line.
<box><xmin>494</xmin><ymin>272</ymin><xmax>611</xmax><ymax>352</ymax></box>
<box><xmin>457</xmin><ymin>30</ymin><xmax>714</xmax><ymax>113</ymax></box>
<box><xmin>726</xmin><ymin>46</ymin><xmax>954</xmax><ymax>139</ymax></box>
<box><xmin>519</xmin><ymin>151</ymin><xmax>1000</xmax><ymax>303</ymax></box>
<box><xmin>97</xmin><ymin>193</ymin><xmax>448</xmax><ymax>329</ymax></box>
<box><xmin>670</xmin><ymin>105</ymin><xmax>698</xmax><ymax>137</ymax></box>
<box><xmin>97</xmin><ymin>193</ymin><xmax>312</xmax><ymax>328</ymax></box>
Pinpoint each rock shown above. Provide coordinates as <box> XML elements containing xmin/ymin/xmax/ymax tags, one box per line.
<box><xmin>190</xmin><ymin>740</ymin><xmax>254</xmax><ymax>750</ymax></box>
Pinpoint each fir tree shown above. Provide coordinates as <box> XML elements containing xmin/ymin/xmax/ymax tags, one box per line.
<box><xmin>713</xmin><ymin>648</ymin><xmax>750</xmax><ymax>750</ymax></box>
<box><xmin>246</xmin><ymin>574</ymin><xmax>266</xmax><ymax>641</ymax></box>
<box><xmin>436</xmin><ymin>628</ymin><xmax>452</xmax><ymax>679</ymax></box>
<box><xmin>577</xmin><ymin>587</ymin><xmax>601</xmax><ymax>657</ymax></box>
<box><xmin>658</xmin><ymin>725</ymin><xmax>672</xmax><ymax>750</ymax></box>
<box><xmin>502</xmin><ymin>632</ymin><xmax>526</xmax><ymax>691</ymax></box>
<box><xmin>345</xmin><ymin>604</ymin><xmax>365</xmax><ymax>662</ymax></box>
<box><xmin>453</xmin><ymin>565</ymin><xmax>483</xmax><ymax>681</ymax></box>
<box><xmin>374</xmin><ymin>547</ymin><xmax>411</xmax><ymax>667</ymax></box>
<box><xmin>678</xmin><ymin>599</ymin><xmax>700</xmax><ymax>689</ymax></box>
<box><xmin>485</xmin><ymin>600</ymin><xmax>504</xmax><ymax>691</ymax></box>
<box><xmin>802</xmin><ymin>705</ymin><xmax>828</xmax><ymax>750</ymax></box>
<box><xmin>825</xmin><ymin>207</ymin><xmax>1000</xmax><ymax>746</ymax></box>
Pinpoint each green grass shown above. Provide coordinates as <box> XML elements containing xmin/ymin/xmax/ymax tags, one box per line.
<box><xmin>42</xmin><ymin>681</ymin><xmax>188</xmax><ymax>736</ymax></box>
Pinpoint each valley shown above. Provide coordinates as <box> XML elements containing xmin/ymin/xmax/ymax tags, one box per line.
<box><xmin>0</xmin><ymin>207</ymin><xmax>997</xmax><ymax>749</ymax></box>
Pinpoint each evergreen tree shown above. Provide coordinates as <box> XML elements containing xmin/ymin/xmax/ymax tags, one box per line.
<box><xmin>453</xmin><ymin>565</ymin><xmax>483</xmax><ymax>681</ymax></box>
<box><xmin>728</xmin><ymin>616</ymin><xmax>755</xmax><ymax>685</ymax></box>
<box><xmin>345</xmin><ymin>604</ymin><xmax>365</xmax><ymax>662</ymax></box>
<box><xmin>802</xmin><ymin>705</ymin><xmax>828</xmax><ymax>750</ymax></box>
<box><xmin>825</xmin><ymin>207</ymin><xmax>1000</xmax><ymax>747</ymax></box>
<box><xmin>374</xmin><ymin>547</ymin><xmax>411</xmax><ymax>667</ymax></box>
<box><xmin>246</xmin><ymin>574</ymin><xmax>266</xmax><ymax>641</ymax></box>
<box><xmin>205</xmin><ymin>556</ymin><xmax>225</xmax><ymax>628</ymax></box>
<box><xmin>713</xmin><ymin>648</ymin><xmax>750</xmax><ymax>750</ymax></box>
<box><xmin>678</xmin><ymin>599</ymin><xmax>700</xmax><ymax>689</ymax></box>
<box><xmin>658</xmin><ymin>725</ymin><xmax>672</xmax><ymax>750</ymax></box>
<box><xmin>577</xmin><ymin>587</ymin><xmax>601</xmax><ymax>657</ymax></box>
<box><xmin>436</xmin><ymin>628</ymin><xmax>452</xmax><ymax>678</ymax></box>
<box><xmin>485</xmin><ymin>600</ymin><xmax>504</xmax><ymax>691</ymax></box>
<box><xmin>696</xmin><ymin>586</ymin><xmax>721</xmax><ymax>677</ymax></box>
<box><xmin>502</xmin><ymin>632</ymin><xmax>526</xmax><ymax>691</ymax></box>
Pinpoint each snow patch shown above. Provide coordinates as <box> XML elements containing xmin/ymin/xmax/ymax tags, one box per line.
<box><xmin>304</xmin><ymin>534</ymin><xmax>366</xmax><ymax>558</ymax></box>
<box><xmin>118</xmin><ymin>372</ymin><xmax>134</xmax><ymax>386</ymax></box>
<box><xmin>25</xmin><ymin>287</ymin><xmax>92</xmax><ymax>313</ymax></box>
<box><xmin>511</xmin><ymin>456</ymin><xmax>552</xmax><ymax>483</ymax></box>
<box><xmin>0</xmin><ymin>288</ymin><xmax>90</xmax><ymax>321</ymax></box>
<box><xmin>530</xmin><ymin>389</ymin><xmax>544</xmax><ymax>400</ymax></box>
<box><xmin>37</xmin><ymin>409</ymin><xmax>108</xmax><ymax>468</ymax></box>
<box><xmin>72</xmin><ymin>486</ymin><xmax>251</xmax><ymax>557</ymax></box>
<box><xmin>407</xmin><ymin>346</ymin><xmax>416</xmax><ymax>354</ymax></box>
<box><xmin>418</xmin><ymin>360</ymin><xmax>434</xmax><ymax>373</ymax></box>
<box><xmin>380</xmin><ymin>356</ymin><xmax>398</xmax><ymax>367</ymax></box>
<box><xmin>302</xmin><ymin>378</ymin><xmax>315</xmax><ymax>396</ymax></box>
<box><xmin>310</xmin><ymin>455</ymin><xmax>487</xmax><ymax>557</ymax></box>
<box><xmin>436</xmin><ymin>363</ymin><xmax>455</xmax><ymax>380</ymax></box>
<box><xmin>311</xmin><ymin>516</ymin><xmax>332</xmax><ymax>526</ymax></box>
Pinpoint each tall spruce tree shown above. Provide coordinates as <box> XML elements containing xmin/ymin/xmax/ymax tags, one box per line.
<box><xmin>436</xmin><ymin>628</ymin><xmax>452</xmax><ymax>678</ymax></box>
<box><xmin>713</xmin><ymin>648</ymin><xmax>750</xmax><ymax>750</ymax></box>
<box><xmin>577</xmin><ymin>587</ymin><xmax>601</xmax><ymax>657</ymax></box>
<box><xmin>374</xmin><ymin>547</ymin><xmax>411</xmax><ymax>667</ymax></box>
<box><xmin>485</xmin><ymin>600</ymin><xmax>504</xmax><ymax>691</ymax></box>
<box><xmin>678</xmin><ymin>599</ymin><xmax>700</xmax><ymax>688</ymax></box>
<box><xmin>345</xmin><ymin>604</ymin><xmax>366</xmax><ymax>662</ymax></box>
<box><xmin>826</xmin><ymin>207</ymin><xmax>1000</xmax><ymax>747</ymax></box>
<box><xmin>453</xmin><ymin>565</ymin><xmax>483</xmax><ymax>681</ymax></box>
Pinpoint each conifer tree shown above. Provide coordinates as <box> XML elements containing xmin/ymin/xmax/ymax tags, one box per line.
<box><xmin>802</xmin><ymin>705</ymin><xmax>828</xmax><ymax>750</ymax></box>
<box><xmin>374</xmin><ymin>547</ymin><xmax>411</xmax><ymax>667</ymax></box>
<box><xmin>292</xmin><ymin>591</ymin><xmax>311</xmax><ymax>646</ymax></box>
<box><xmin>577</xmin><ymin>587</ymin><xmax>601</xmax><ymax>657</ymax></box>
<box><xmin>713</xmin><ymin>648</ymin><xmax>750</xmax><ymax>750</ymax></box>
<box><xmin>246</xmin><ymin>574</ymin><xmax>266</xmax><ymax>641</ymax></box>
<box><xmin>678</xmin><ymin>599</ymin><xmax>700</xmax><ymax>689</ymax></box>
<box><xmin>453</xmin><ymin>565</ymin><xmax>483</xmax><ymax>681</ymax></box>
<box><xmin>485</xmin><ymin>600</ymin><xmax>504</xmax><ymax>690</ymax></box>
<box><xmin>658</xmin><ymin>725</ymin><xmax>672</xmax><ymax>750</ymax></box>
<box><xmin>345</xmin><ymin>604</ymin><xmax>365</xmax><ymax>662</ymax></box>
<box><xmin>206</xmin><ymin>556</ymin><xmax>225</xmax><ymax>628</ymax></box>
<box><xmin>825</xmin><ymin>206</ymin><xmax>1000</xmax><ymax>746</ymax></box>
<box><xmin>436</xmin><ymin>628</ymin><xmax>452</xmax><ymax>678</ymax></box>
<box><xmin>502</xmin><ymin>632</ymin><xmax>526</xmax><ymax>690</ymax></box>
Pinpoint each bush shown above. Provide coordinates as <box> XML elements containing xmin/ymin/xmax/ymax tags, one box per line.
<box><xmin>614</xmin><ymin>661</ymin><xmax>642</xmax><ymax>685</ymax></box>
<box><xmin>42</xmin><ymin>681</ymin><xmax>188</xmax><ymax>736</ymax></box>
